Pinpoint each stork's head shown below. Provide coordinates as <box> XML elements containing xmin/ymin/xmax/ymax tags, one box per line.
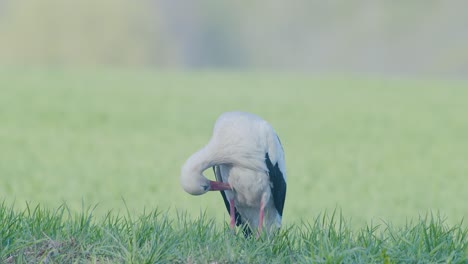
<box><xmin>180</xmin><ymin>166</ymin><xmax>211</xmax><ymax>195</ymax></box>
<box><xmin>180</xmin><ymin>163</ymin><xmax>232</xmax><ymax>195</ymax></box>
<box><xmin>180</xmin><ymin>145</ymin><xmax>232</xmax><ymax>195</ymax></box>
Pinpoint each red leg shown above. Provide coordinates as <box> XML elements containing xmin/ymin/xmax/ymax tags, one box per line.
<box><xmin>257</xmin><ymin>199</ymin><xmax>265</xmax><ymax>238</ymax></box>
<box><xmin>230</xmin><ymin>198</ymin><xmax>236</xmax><ymax>229</ymax></box>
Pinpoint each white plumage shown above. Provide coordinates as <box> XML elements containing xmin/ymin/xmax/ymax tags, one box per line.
<box><xmin>180</xmin><ymin>111</ymin><xmax>287</xmax><ymax>236</ymax></box>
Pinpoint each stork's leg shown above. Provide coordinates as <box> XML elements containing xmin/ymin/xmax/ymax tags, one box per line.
<box><xmin>257</xmin><ymin>193</ymin><xmax>267</xmax><ymax>238</ymax></box>
<box><xmin>229</xmin><ymin>198</ymin><xmax>236</xmax><ymax>229</ymax></box>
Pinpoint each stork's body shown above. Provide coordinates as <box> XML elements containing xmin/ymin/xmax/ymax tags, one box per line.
<box><xmin>180</xmin><ymin>112</ymin><xmax>287</xmax><ymax>236</ymax></box>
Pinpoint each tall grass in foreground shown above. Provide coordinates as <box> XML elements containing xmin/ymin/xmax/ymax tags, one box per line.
<box><xmin>1</xmin><ymin>203</ymin><xmax>467</xmax><ymax>263</ymax></box>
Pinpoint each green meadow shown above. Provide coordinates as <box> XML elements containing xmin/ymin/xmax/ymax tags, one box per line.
<box><xmin>1</xmin><ymin>68</ymin><xmax>467</xmax><ymax>226</ymax></box>
<box><xmin>1</xmin><ymin>68</ymin><xmax>468</xmax><ymax>262</ymax></box>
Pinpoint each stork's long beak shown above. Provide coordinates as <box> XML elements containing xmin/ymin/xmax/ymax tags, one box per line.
<box><xmin>209</xmin><ymin>181</ymin><xmax>232</xmax><ymax>191</ymax></box>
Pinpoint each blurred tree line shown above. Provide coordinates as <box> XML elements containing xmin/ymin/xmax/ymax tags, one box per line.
<box><xmin>0</xmin><ymin>0</ymin><xmax>467</xmax><ymax>76</ymax></box>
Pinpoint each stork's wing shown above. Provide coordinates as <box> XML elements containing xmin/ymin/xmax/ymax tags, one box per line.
<box><xmin>213</xmin><ymin>166</ymin><xmax>252</xmax><ymax>237</ymax></box>
<box><xmin>265</xmin><ymin>153</ymin><xmax>286</xmax><ymax>216</ymax></box>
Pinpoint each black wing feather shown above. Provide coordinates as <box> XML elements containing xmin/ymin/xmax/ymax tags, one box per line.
<box><xmin>265</xmin><ymin>153</ymin><xmax>287</xmax><ymax>216</ymax></box>
<box><xmin>213</xmin><ymin>166</ymin><xmax>252</xmax><ymax>237</ymax></box>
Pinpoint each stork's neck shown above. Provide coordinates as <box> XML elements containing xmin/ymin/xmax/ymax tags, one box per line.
<box><xmin>182</xmin><ymin>146</ymin><xmax>217</xmax><ymax>176</ymax></box>
<box><xmin>180</xmin><ymin>144</ymin><xmax>233</xmax><ymax>195</ymax></box>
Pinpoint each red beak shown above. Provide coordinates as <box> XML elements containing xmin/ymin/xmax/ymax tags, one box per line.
<box><xmin>209</xmin><ymin>181</ymin><xmax>232</xmax><ymax>191</ymax></box>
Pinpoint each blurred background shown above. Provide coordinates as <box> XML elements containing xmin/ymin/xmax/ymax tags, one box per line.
<box><xmin>0</xmin><ymin>0</ymin><xmax>467</xmax><ymax>77</ymax></box>
<box><xmin>1</xmin><ymin>0</ymin><xmax>467</xmax><ymax>226</ymax></box>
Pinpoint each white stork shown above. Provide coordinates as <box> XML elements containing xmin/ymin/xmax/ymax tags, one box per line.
<box><xmin>180</xmin><ymin>111</ymin><xmax>287</xmax><ymax>237</ymax></box>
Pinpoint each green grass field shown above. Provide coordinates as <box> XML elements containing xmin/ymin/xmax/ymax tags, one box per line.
<box><xmin>1</xmin><ymin>68</ymin><xmax>468</xmax><ymax>261</ymax></box>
